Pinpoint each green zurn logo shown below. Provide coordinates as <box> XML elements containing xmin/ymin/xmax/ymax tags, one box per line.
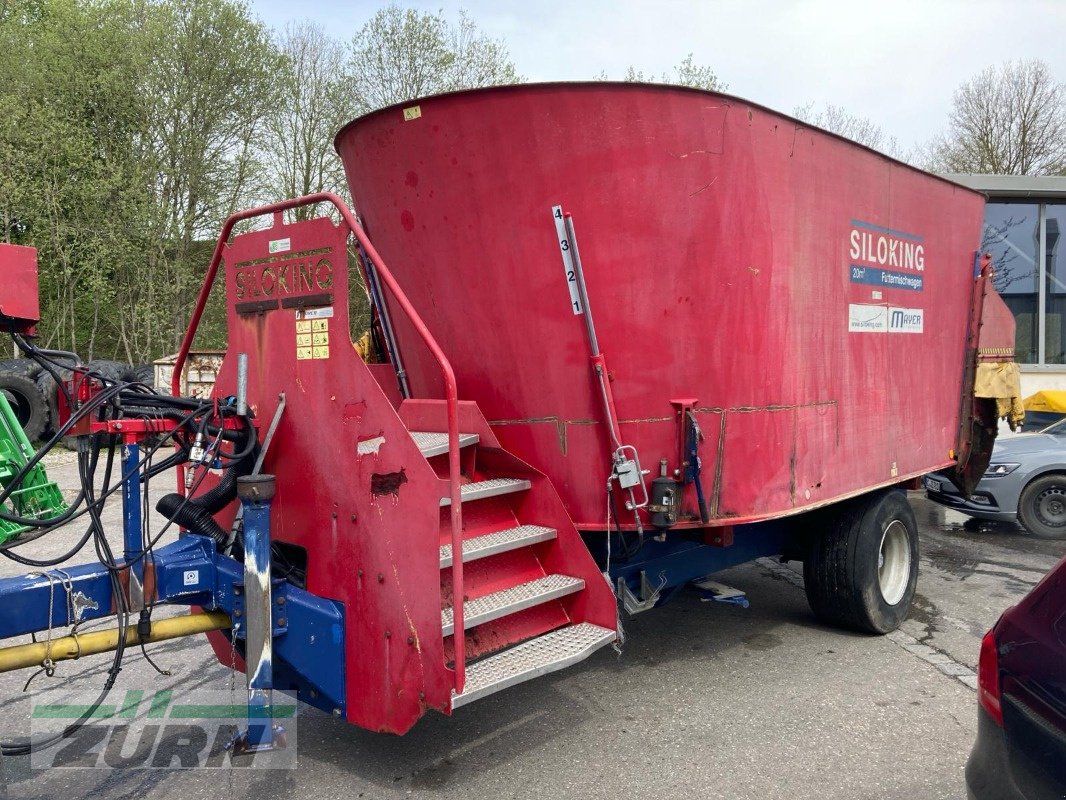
<box><xmin>29</xmin><ymin>689</ymin><xmax>297</xmax><ymax>769</ymax></box>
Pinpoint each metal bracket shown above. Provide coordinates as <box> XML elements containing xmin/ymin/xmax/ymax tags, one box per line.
<box><xmin>616</xmin><ymin>571</ymin><xmax>661</xmax><ymax>615</ymax></box>
<box><xmin>692</xmin><ymin>577</ymin><xmax>750</xmax><ymax>608</ymax></box>
<box><xmin>231</xmin><ymin>578</ymin><xmax>289</xmax><ymax>639</ymax></box>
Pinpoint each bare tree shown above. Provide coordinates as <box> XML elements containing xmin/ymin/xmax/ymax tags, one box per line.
<box><xmin>134</xmin><ymin>0</ymin><xmax>278</xmax><ymax>355</ymax></box>
<box><xmin>793</xmin><ymin>102</ymin><xmax>902</xmax><ymax>157</ymax></box>
<box><xmin>926</xmin><ymin>59</ymin><xmax>1066</xmax><ymax>175</ymax></box>
<box><xmin>982</xmin><ymin>213</ymin><xmax>1039</xmax><ymax>294</ymax></box>
<box><xmin>617</xmin><ymin>54</ymin><xmax>727</xmax><ymax>91</ymax></box>
<box><xmin>346</xmin><ymin>5</ymin><xmax>521</xmax><ymax>112</ymax></box>
<box><xmin>261</xmin><ymin>21</ymin><xmax>355</xmax><ymax>219</ymax></box>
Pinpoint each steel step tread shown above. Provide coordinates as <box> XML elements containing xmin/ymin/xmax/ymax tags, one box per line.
<box><xmin>452</xmin><ymin>622</ymin><xmax>617</xmax><ymax>709</ymax></box>
<box><xmin>441</xmin><ymin>574</ymin><xmax>584</xmax><ymax>636</ymax></box>
<box><xmin>410</xmin><ymin>431</ymin><xmax>480</xmax><ymax>458</ymax></box>
<box><xmin>439</xmin><ymin>524</ymin><xmax>557</xmax><ymax>568</ymax></box>
<box><xmin>440</xmin><ymin>478</ymin><xmax>532</xmax><ymax>506</ymax></box>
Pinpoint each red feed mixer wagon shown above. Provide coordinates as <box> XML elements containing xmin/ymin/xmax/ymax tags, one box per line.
<box><xmin>0</xmin><ymin>83</ymin><xmax>1020</xmax><ymax>744</ymax></box>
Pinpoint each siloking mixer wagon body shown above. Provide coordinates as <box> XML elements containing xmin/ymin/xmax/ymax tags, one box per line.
<box><xmin>0</xmin><ymin>84</ymin><xmax>1020</xmax><ymax>746</ymax></box>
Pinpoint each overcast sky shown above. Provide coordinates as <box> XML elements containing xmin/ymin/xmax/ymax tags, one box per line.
<box><xmin>248</xmin><ymin>0</ymin><xmax>1066</xmax><ymax>153</ymax></box>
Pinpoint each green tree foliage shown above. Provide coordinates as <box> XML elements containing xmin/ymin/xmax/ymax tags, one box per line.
<box><xmin>925</xmin><ymin>60</ymin><xmax>1066</xmax><ymax>176</ymax></box>
<box><xmin>0</xmin><ymin>0</ymin><xmax>149</xmax><ymax>356</ymax></box>
<box><xmin>347</xmin><ymin>4</ymin><xmax>521</xmax><ymax>111</ymax></box>
<box><xmin>0</xmin><ymin>1</ymin><xmax>522</xmax><ymax>363</ymax></box>
<box><xmin>0</xmin><ymin>0</ymin><xmax>278</xmax><ymax>361</ymax></box>
<box><xmin>136</xmin><ymin>0</ymin><xmax>277</xmax><ymax>356</ymax></box>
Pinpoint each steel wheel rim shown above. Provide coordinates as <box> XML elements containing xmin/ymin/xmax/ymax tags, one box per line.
<box><xmin>878</xmin><ymin>520</ymin><xmax>911</xmax><ymax>606</ymax></box>
<box><xmin>1035</xmin><ymin>486</ymin><xmax>1066</xmax><ymax>528</ymax></box>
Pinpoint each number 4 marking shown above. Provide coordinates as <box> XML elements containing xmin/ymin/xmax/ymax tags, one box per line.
<box><xmin>551</xmin><ymin>205</ymin><xmax>584</xmax><ymax>316</ymax></box>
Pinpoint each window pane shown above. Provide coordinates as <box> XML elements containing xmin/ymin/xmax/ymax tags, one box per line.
<box><xmin>983</xmin><ymin>203</ymin><xmax>1039</xmax><ymax>363</ymax></box>
<box><xmin>1044</xmin><ymin>204</ymin><xmax>1066</xmax><ymax>364</ymax></box>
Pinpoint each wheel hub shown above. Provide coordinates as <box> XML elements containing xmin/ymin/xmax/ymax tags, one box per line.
<box><xmin>1036</xmin><ymin>487</ymin><xmax>1066</xmax><ymax>527</ymax></box>
<box><xmin>877</xmin><ymin>520</ymin><xmax>911</xmax><ymax>606</ymax></box>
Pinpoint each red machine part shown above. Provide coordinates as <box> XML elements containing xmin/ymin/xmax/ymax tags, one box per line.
<box><xmin>0</xmin><ymin>244</ymin><xmax>41</xmax><ymax>334</ymax></box>
<box><xmin>177</xmin><ymin>201</ymin><xmax>618</xmax><ymax>734</ymax></box>
<box><xmin>335</xmin><ymin>82</ymin><xmax>994</xmax><ymax>531</ymax></box>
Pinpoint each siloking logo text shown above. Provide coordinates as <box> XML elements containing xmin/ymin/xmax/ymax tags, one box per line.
<box><xmin>29</xmin><ymin>689</ymin><xmax>297</xmax><ymax>769</ymax></box>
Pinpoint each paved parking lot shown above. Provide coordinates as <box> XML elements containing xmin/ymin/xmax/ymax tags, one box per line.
<box><xmin>0</xmin><ymin>457</ymin><xmax>1063</xmax><ymax>800</ymax></box>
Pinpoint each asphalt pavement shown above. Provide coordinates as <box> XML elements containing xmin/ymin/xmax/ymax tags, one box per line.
<box><xmin>0</xmin><ymin>454</ymin><xmax>1063</xmax><ymax>800</ymax></box>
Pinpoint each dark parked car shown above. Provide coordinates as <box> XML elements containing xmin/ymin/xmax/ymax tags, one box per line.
<box><xmin>925</xmin><ymin>419</ymin><xmax>1066</xmax><ymax>539</ymax></box>
<box><xmin>966</xmin><ymin>554</ymin><xmax>1066</xmax><ymax>799</ymax></box>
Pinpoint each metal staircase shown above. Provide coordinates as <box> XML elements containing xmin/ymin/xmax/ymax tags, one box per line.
<box><xmin>405</xmin><ymin>413</ymin><xmax>618</xmax><ymax>711</ymax></box>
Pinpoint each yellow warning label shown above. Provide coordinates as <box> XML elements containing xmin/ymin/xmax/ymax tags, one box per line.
<box><xmin>297</xmin><ymin>316</ymin><xmax>329</xmax><ymax>359</ymax></box>
<box><xmin>296</xmin><ymin>316</ymin><xmax>331</xmax><ymax>359</ymax></box>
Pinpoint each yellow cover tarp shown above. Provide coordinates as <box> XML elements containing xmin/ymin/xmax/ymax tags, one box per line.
<box><xmin>975</xmin><ymin>361</ymin><xmax>1024</xmax><ymax>431</ymax></box>
<box><xmin>1023</xmin><ymin>390</ymin><xmax>1066</xmax><ymax>414</ymax></box>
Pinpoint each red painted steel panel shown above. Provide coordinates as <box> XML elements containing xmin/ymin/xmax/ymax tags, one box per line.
<box><xmin>208</xmin><ymin>215</ymin><xmax>455</xmax><ymax>733</ymax></box>
<box><xmin>335</xmin><ymin>83</ymin><xmax>987</xmax><ymax>529</ymax></box>
<box><xmin>0</xmin><ymin>244</ymin><xmax>40</xmax><ymax>331</ymax></box>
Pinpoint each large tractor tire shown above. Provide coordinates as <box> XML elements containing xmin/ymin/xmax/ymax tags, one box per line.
<box><xmin>0</xmin><ymin>358</ymin><xmax>42</xmax><ymax>381</ymax></box>
<box><xmin>0</xmin><ymin>373</ymin><xmax>48</xmax><ymax>442</ymax></box>
<box><xmin>35</xmin><ymin>370</ymin><xmax>60</xmax><ymax>439</ymax></box>
<box><xmin>803</xmin><ymin>489</ymin><xmax>919</xmax><ymax>634</ymax></box>
<box><xmin>133</xmin><ymin>363</ymin><xmax>156</xmax><ymax>388</ymax></box>
<box><xmin>87</xmin><ymin>360</ymin><xmax>138</xmax><ymax>384</ymax></box>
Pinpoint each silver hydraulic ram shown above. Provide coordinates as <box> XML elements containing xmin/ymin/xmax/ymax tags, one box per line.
<box><xmin>229</xmin><ymin>473</ymin><xmax>284</xmax><ymax>753</ymax></box>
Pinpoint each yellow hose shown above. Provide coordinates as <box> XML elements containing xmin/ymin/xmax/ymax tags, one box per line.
<box><xmin>0</xmin><ymin>610</ymin><xmax>230</xmax><ymax>674</ymax></box>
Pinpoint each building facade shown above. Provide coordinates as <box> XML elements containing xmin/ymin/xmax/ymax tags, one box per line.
<box><xmin>947</xmin><ymin>174</ymin><xmax>1066</xmax><ymax>398</ymax></box>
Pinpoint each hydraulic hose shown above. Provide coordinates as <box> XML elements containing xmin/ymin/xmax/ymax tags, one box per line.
<box><xmin>155</xmin><ymin>423</ymin><xmax>259</xmax><ymax>547</ymax></box>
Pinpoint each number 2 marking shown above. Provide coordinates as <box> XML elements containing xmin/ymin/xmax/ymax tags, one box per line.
<box><xmin>551</xmin><ymin>204</ymin><xmax>584</xmax><ymax>316</ymax></box>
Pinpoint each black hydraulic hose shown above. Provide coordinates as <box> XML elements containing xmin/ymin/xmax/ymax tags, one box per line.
<box><xmin>1</xmin><ymin>405</ymin><xmax>195</xmax><ymax>563</ymax></box>
<box><xmin>2</xmin><ymin>430</ymin><xmax>127</xmax><ymax>756</ymax></box>
<box><xmin>155</xmin><ymin>423</ymin><xmax>258</xmax><ymax>547</ymax></box>
<box><xmin>193</xmin><ymin>426</ymin><xmax>258</xmax><ymax>514</ymax></box>
<box><xmin>155</xmin><ymin>495</ymin><xmax>228</xmax><ymax>544</ymax></box>
<box><xmin>0</xmin><ymin>446</ymin><xmax>112</xmax><ymax>567</ymax></box>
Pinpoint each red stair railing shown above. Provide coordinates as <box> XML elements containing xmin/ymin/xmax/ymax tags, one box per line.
<box><xmin>172</xmin><ymin>192</ymin><xmax>467</xmax><ymax>693</ymax></box>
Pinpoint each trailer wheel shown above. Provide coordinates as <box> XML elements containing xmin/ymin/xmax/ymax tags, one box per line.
<box><xmin>0</xmin><ymin>373</ymin><xmax>48</xmax><ymax>442</ymax></box>
<box><xmin>803</xmin><ymin>489</ymin><xmax>918</xmax><ymax>634</ymax></box>
<box><xmin>1017</xmin><ymin>474</ymin><xmax>1066</xmax><ymax>539</ymax></box>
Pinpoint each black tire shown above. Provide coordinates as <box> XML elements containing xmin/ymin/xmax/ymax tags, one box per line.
<box><xmin>0</xmin><ymin>373</ymin><xmax>48</xmax><ymax>441</ymax></box>
<box><xmin>0</xmin><ymin>358</ymin><xmax>42</xmax><ymax>381</ymax></box>
<box><xmin>1017</xmin><ymin>474</ymin><xmax>1066</xmax><ymax>540</ymax></box>
<box><xmin>133</xmin><ymin>363</ymin><xmax>155</xmax><ymax>388</ymax></box>
<box><xmin>87</xmin><ymin>359</ymin><xmax>138</xmax><ymax>384</ymax></box>
<box><xmin>803</xmin><ymin>489</ymin><xmax>919</xmax><ymax>634</ymax></box>
<box><xmin>35</xmin><ymin>370</ymin><xmax>60</xmax><ymax>438</ymax></box>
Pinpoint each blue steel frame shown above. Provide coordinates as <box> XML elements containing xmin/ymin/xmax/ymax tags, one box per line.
<box><xmin>0</xmin><ymin>447</ymin><xmax>347</xmax><ymax>718</ymax></box>
<box><xmin>607</xmin><ymin>518</ymin><xmax>795</xmax><ymax>603</ymax></box>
